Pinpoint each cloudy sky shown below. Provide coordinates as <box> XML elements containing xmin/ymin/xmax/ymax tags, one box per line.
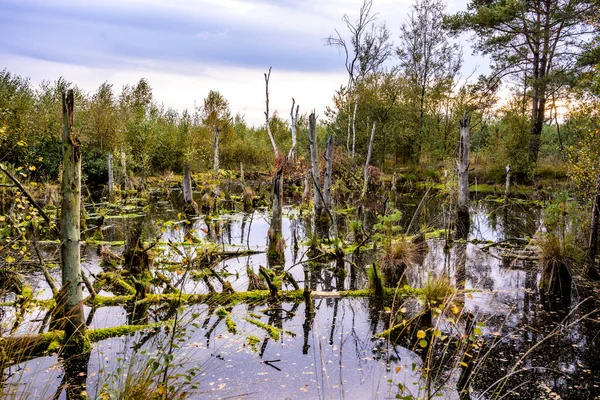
<box><xmin>0</xmin><ymin>0</ymin><xmax>483</xmax><ymax>126</ymax></box>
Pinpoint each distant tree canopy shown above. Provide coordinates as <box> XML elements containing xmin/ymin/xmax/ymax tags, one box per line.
<box><xmin>1</xmin><ymin>0</ymin><xmax>599</xmax><ymax>189</ymax></box>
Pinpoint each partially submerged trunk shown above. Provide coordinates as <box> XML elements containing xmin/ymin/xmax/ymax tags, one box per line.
<box><xmin>587</xmin><ymin>174</ymin><xmax>600</xmax><ymax>280</ymax></box>
<box><xmin>456</xmin><ymin>114</ymin><xmax>470</xmax><ymax>239</ymax></box>
<box><xmin>504</xmin><ymin>164</ymin><xmax>511</xmax><ymax>206</ymax></box>
<box><xmin>59</xmin><ymin>90</ymin><xmax>88</xmax><ymax>354</ymax></box>
<box><xmin>361</xmin><ymin>122</ymin><xmax>376</xmax><ymax>199</ymax></box>
<box><xmin>183</xmin><ymin>165</ymin><xmax>198</xmax><ymax>215</ymax></box>
<box><xmin>267</xmin><ymin>165</ymin><xmax>285</xmax><ymax>266</ymax></box>
<box><xmin>308</xmin><ymin>112</ymin><xmax>325</xmax><ymax>238</ymax></box>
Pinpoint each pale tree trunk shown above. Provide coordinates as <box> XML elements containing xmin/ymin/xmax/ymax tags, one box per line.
<box><xmin>107</xmin><ymin>151</ymin><xmax>114</xmax><ymax>197</ymax></box>
<box><xmin>213</xmin><ymin>127</ymin><xmax>220</xmax><ymax>175</ymax></box>
<box><xmin>361</xmin><ymin>122</ymin><xmax>376</xmax><ymax>199</ymax></box>
<box><xmin>504</xmin><ymin>164</ymin><xmax>511</xmax><ymax>206</ymax></box>
<box><xmin>183</xmin><ymin>165</ymin><xmax>193</xmax><ymax>205</ymax></box>
<box><xmin>351</xmin><ymin>90</ymin><xmax>359</xmax><ymax>157</ymax></box>
<box><xmin>60</xmin><ymin>89</ymin><xmax>87</xmax><ymax>353</ymax></box>
<box><xmin>587</xmin><ymin>174</ymin><xmax>600</xmax><ymax>280</ymax></box>
<box><xmin>456</xmin><ymin>113</ymin><xmax>471</xmax><ymax>239</ymax></box>
<box><xmin>308</xmin><ymin>112</ymin><xmax>322</xmax><ymax>217</ymax></box>
<box><xmin>264</xmin><ymin>67</ymin><xmax>279</xmax><ymax>158</ymax></box>
<box><xmin>323</xmin><ymin>133</ymin><xmax>334</xmax><ymax>208</ymax></box>
<box><xmin>120</xmin><ymin>148</ymin><xmax>127</xmax><ymax>191</ymax></box>
<box><xmin>288</xmin><ymin>99</ymin><xmax>299</xmax><ymax>160</ymax></box>
<box><xmin>267</xmin><ymin>165</ymin><xmax>285</xmax><ymax>266</ymax></box>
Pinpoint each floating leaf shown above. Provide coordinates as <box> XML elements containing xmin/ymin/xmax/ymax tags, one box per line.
<box><xmin>419</xmin><ymin>339</ymin><xmax>428</xmax><ymax>348</ymax></box>
<box><xmin>416</xmin><ymin>330</ymin><xmax>426</xmax><ymax>339</ymax></box>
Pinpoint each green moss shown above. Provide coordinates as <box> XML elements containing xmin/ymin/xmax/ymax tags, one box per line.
<box><xmin>215</xmin><ymin>307</ymin><xmax>229</xmax><ymax>317</ymax></box>
<box><xmin>246</xmin><ymin>335</ymin><xmax>261</xmax><ymax>351</ymax></box>
<box><xmin>225</xmin><ymin>316</ymin><xmax>237</xmax><ymax>334</ymax></box>
<box><xmin>243</xmin><ymin>318</ymin><xmax>281</xmax><ymax>340</ymax></box>
<box><xmin>424</xmin><ymin>229</ymin><xmax>450</xmax><ymax>240</ymax></box>
<box><xmin>88</xmin><ymin>322</ymin><xmax>166</xmax><ymax>342</ymax></box>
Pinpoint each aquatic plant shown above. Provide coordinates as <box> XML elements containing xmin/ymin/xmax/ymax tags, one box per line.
<box><xmin>378</xmin><ymin>237</ymin><xmax>417</xmax><ymax>287</ymax></box>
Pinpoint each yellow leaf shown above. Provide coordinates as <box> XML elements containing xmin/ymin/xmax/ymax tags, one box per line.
<box><xmin>451</xmin><ymin>305</ymin><xmax>459</xmax><ymax>315</ymax></box>
<box><xmin>6</xmin><ymin>256</ymin><xmax>15</xmax><ymax>263</ymax></box>
<box><xmin>0</xmin><ymin>216</ymin><xmax>6</xmax><ymax>222</ymax></box>
<box><xmin>395</xmin><ymin>366</ymin><xmax>402</xmax><ymax>374</ymax></box>
<box><xmin>29</xmin><ymin>165</ymin><xmax>36</xmax><ymax>171</ymax></box>
<box><xmin>17</xmin><ymin>140</ymin><xmax>26</xmax><ymax>146</ymax></box>
<box><xmin>467</xmin><ymin>293</ymin><xmax>474</xmax><ymax>299</ymax></box>
<box><xmin>416</xmin><ymin>330</ymin><xmax>426</xmax><ymax>339</ymax></box>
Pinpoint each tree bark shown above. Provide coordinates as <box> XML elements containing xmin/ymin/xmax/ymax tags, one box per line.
<box><xmin>264</xmin><ymin>67</ymin><xmax>279</xmax><ymax>158</ymax></box>
<box><xmin>587</xmin><ymin>174</ymin><xmax>600</xmax><ymax>280</ymax></box>
<box><xmin>361</xmin><ymin>122</ymin><xmax>376</xmax><ymax>199</ymax></box>
<box><xmin>351</xmin><ymin>90</ymin><xmax>359</xmax><ymax>157</ymax></box>
<box><xmin>456</xmin><ymin>113</ymin><xmax>471</xmax><ymax>239</ymax></box>
<box><xmin>504</xmin><ymin>164</ymin><xmax>511</xmax><ymax>206</ymax></box>
<box><xmin>183</xmin><ymin>165</ymin><xmax>193</xmax><ymax>204</ymax></box>
<box><xmin>120</xmin><ymin>148</ymin><xmax>127</xmax><ymax>191</ymax></box>
<box><xmin>308</xmin><ymin>112</ymin><xmax>323</xmax><ymax>222</ymax></box>
<box><xmin>288</xmin><ymin>99</ymin><xmax>299</xmax><ymax>160</ymax></box>
<box><xmin>107</xmin><ymin>151</ymin><xmax>114</xmax><ymax>197</ymax></box>
<box><xmin>213</xmin><ymin>127</ymin><xmax>220</xmax><ymax>175</ymax></box>
<box><xmin>323</xmin><ymin>133</ymin><xmax>334</xmax><ymax>208</ymax></box>
<box><xmin>60</xmin><ymin>90</ymin><xmax>87</xmax><ymax>353</ymax></box>
<box><xmin>457</xmin><ymin>114</ymin><xmax>470</xmax><ymax>213</ymax></box>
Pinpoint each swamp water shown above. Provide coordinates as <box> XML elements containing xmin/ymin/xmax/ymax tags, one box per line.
<box><xmin>1</xmin><ymin>190</ymin><xmax>599</xmax><ymax>399</ymax></box>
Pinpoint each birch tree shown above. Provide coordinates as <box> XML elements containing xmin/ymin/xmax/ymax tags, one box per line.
<box><xmin>326</xmin><ymin>0</ymin><xmax>392</xmax><ymax>156</ymax></box>
<box><xmin>201</xmin><ymin>90</ymin><xmax>230</xmax><ymax>175</ymax></box>
<box><xmin>397</xmin><ymin>0</ymin><xmax>462</xmax><ymax>159</ymax></box>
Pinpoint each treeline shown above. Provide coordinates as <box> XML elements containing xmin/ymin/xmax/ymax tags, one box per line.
<box><xmin>1</xmin><ymin>0</ymin><xmax>599</xmax><ymax>190</ymax></box>
<box><xmin>0</xmin><ymin>71</ymin><xmax>327</xmax><ymax>186</ymax></box>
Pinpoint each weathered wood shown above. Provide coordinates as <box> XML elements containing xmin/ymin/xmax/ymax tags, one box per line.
<box><xmin>361</xmin><ymin>121</ymin><xmax>376</xmax><ymax>199</ymax></box>
<box><xmin>587</xmin><ymin>174</ymin><xmax>600</xmax><ymax>280</ymax></box>
<box><xmin>504</xmin><ymin>164</ymin><xmax>511</xmax><ymax>205</ymax></box>
<box><xmin>213</xmin><ymin>127</ymin><xmax>220</xmax><ymax>175</ymax></box>
<box><xmin>457</xmin><ymin>114</ymin><xmax>470</xmax><ymax>213</ymax></box>
<box><xmin>308</xmin><ymin>112</ymin><xmax>322</xmax><ymax>215</ymax></box>
<box><xmin>323</xmin><ymin>132</ymin><xmax>334</xmax><ymax>208</ymax></box>
<box><xmin>288</xmin><ymin>99</ymin><xmax>299</xmax><ymax>160</ymax></box>
<box><xmin>456</xmin><ymin>113</ymin><xmax>471</xmax><ymax>239</ymax></box>
<box><xmin>107</xmin><ymin>151</ymin><xmax>114</xmax><ymax>196</ymax></box>
<box><xmin>183</xmin><ymin>165</ymin><xmax>193</xmax><ymax>204</ymax></box>
<box><xmin>264</xmin><ymin>67</ymin><xmax>279</xmax><ymax>158</ymax></box>
<box><xmin>120</xmin><ymin>148</ymin><xmax>127</xmax><ymax>190</ymax></box>
<box><xmin>59</xmin><ymin>89</ymin><xmax>87</xmax><ymax>352</ymax></box>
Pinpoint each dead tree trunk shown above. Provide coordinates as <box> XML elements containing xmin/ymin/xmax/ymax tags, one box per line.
<box><xmin>504</xmin><ymin>164</ymin><xmax>511</xmax><ymax>206</ymax></box>
<box><xmin>288</xmin><ymin>99</ymin><xmax>299</xmax><ymax>160</ymax></box>
<box><xmin>107</xmin><ymin>151</ymin><xmax>114</xmax><ymax>198</ymax></box>
<box><xmin>361</xmin><ymin>122</ymin><xmax>376</xmax><ymax>199</ymax></box>
<box><xmin>213</xmin><ymin>127</ymin><xmax>220</xmax><ymax>175</ymax></box>
<box><xmin>308</xmin><ymin>112</ymin><xmax>324</xmax><ymax>238</ymax></box>
<box><xmin>183</xmin><ymin>165</ymin><xmax>198</xmax><ymax>215</ymax></box>
<box><xmin>264</xmin><ymin>67</ymin><xmax>279</xmax><ymax>159</ymax></box>
<box><xmin>456</xmin><ymin>113</ymin><xmax>471</xmax><ymax>239</ymax></box>
<box><xmin>587</xmin><ymin>174</ymin><xmax>600</xmax><ymax>280</ymax></box>
<box><xmin>267</xmin><ymin>166</ymin><xmax>285</xmax><ymax>266</ymax></box>
<box><xmin>59</xmin><ymin>90</ymin><xmax>88</xmax><ymax>354</ymax></box>
<box><xmin>323</xmin><ymin>133</ymin><xmax>334</xmax><ymax>209</ymax></box>
<box><xmin>120</xmin><ymin>148</ymin><xmax>127</xmax><ymax>191</ymax></box>
<box><xmin>351</xmin><ymin>90</ymin><xmax>359</xmax><ymax>157</ymax></box>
